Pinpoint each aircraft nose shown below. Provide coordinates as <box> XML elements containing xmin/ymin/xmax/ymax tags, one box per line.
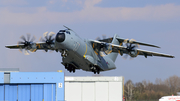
<box><xmin>56</xmin><ymin>32</ymin><xmax>65</xmax><ymax>42</ymax></box>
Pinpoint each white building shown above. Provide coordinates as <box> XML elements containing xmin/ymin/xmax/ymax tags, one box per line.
<box><xmin>65</xmin><ymin>76</ymin><xmax>124</xmax><ymax>101</ymax></box>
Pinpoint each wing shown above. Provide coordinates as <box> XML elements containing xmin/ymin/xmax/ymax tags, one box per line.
<box><xmin>5</xmin><ymin>42</ymin><xmax>55</xmax><ymax>51</ymax></box>
<box><xmin>90</xmin><ymin>40</ymin><xmax>174</xmax><ymax>58</ymax></box>
<box><xmin>136</xmin><ymin>49</ymin><xmax>175</xmax><ymax>58</ymax></box>
<box><xmin>116</xmin><ymin>37</ymin><xmax>160</xmax><ymax>48</ymax></box>
<box><xmin>110</xmin><ymin>44</ymin><xmax>174</xmax><ymax>58</ymax></box>
<box><xmin>97</xmin><ymin>37</ymin><xmax>160</xmax><ymax>48</ymax></box>
<box><xmin>5</xmin><ymin>44</ymin><xmax>25</xmax><ymax>49</ymax></box>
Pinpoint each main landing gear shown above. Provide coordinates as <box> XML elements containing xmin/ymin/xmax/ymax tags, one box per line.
<box><xmin>91</xmin><ymin>66</ymin><xmax>100</xmax><ymax>74</ymax></box>
<box><xmin>65</xmin><ymin>64</ymin><xmax>76</xmax><ymax>73</ymax></box>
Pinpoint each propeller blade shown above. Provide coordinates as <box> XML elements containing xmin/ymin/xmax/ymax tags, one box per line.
<box><xmin>39</xmin><ymin>37</ymin><xmax>44</xmax><ymax>42</ymax></box>
<box><xmin>124</xmin><ymin>39</ymin><xmax>129</xmax><ymax>43</ymax></box>
<box><xmin>96</xmin><ymin>37</ymin><xmax>101</xmax><ymax>40</ymax></box>
<box><xmin>122</xmin><ymin>54</ymin><xmax>128</xmax><ymax>60</ymax></box>
<box><xmin>29</xmin><ymin>48</ymin><xmax>36</xmax><ymax>53</ymax></box>
<box><xmin>24</xmin><ymin>50</ymin><xmax>30</xmax><ymax>55</ymax></box>
<box><xmin>18</xmin><ymin>41</ymin><xmax>24</xmax><ymax>44</ymax></box>
<box><xmin>130</xmin><ymin>57</ymin><xmax>134</xmax><ymax>60</ymax></box>
<box><xmin>43</xmin><ymin>32</ymin><xmax>48</xmax><ymax>40</ymax></box>
<box><xmin>102</xmin><ymin>34</ymin><xmax>106</xmax><ymax>39</ymax></box>
<box><xmin>131</xmin><ymin>45</ymin><xmax>136</xmax><ymax>49</ymax></box>
<box><xmin>30</xmin><ymin>35</ymin><xmax>36</xmax><ymax>42</ymax></box>
<box><xmin>51</xmin><ymin>38</ymin><xmax>55</xmax><ymax>41</ymax></box>
<box><xmin>19</xmin><ymin>48</ymin><xmax>23</xmax><ymax>53</ymax></box>
<box><xmin>49</xmin><ymin>50</ymin><xmax>54</xmax><ymax>53</ymax></box>
<box><xmin>137</xmin><ymin>44</ymin><xmax>140</xmax><ymax>48</ymax></box>
<box><xmin>126</xmin><ymin>43</ymin><xmax>128</xmax><ymax>48</ymax></box>
<box><xmin>26</xmin><ymin>33</ymin><xmax>31</xmax><ymax>41</ymax></box>
<box><xmin>130</xmin><ymin>43</ymin><xmax>132</xmax><ymax>48</ymax></box>
<box><xmin>20</xmin><ymin>35</ymin><xmax>26</xmax><ymax>41</ymax></box>
<box><xmin>129</xmin><ymin>39</ymin><xmax>136</xmax><ymax>43</ymax></box>
<box><xmin>49</xmin><ymin>32</ymin><xmax>55</xmax><ymax>40</ymax></box>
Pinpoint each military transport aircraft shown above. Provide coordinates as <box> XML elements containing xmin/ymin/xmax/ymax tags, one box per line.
<box><xmin>5</xmin><ymin>26</ymin><xmax>174</xmax><ymax>74</ymax></box>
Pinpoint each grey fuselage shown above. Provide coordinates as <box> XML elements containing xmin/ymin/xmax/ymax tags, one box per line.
<box><xmin>54</xmin><ymin>30</ymin><xmax>116</xmax><ymax>72</ymax></box>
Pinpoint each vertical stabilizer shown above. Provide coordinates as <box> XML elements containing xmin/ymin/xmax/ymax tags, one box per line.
<box><xmin>106</xmin><ymin>34</ymin><xmax>119</xmax><ymax>62</ymax></box>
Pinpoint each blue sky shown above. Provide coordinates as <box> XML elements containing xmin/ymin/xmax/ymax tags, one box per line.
<box><xmin>1</xmin><ymin>0</ymin><xmax>180</xmax><ymax>83</ymax></box>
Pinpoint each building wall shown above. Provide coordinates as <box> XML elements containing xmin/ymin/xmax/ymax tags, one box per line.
<box><xmin>65</xmin><ymin>76</ymin><xmax>124</xmax><ymax>101</ymax></box>
<box><xmin>0</xmin><ymin>72</ymin><xmax>64</xmax><ymax>101</ymax></box>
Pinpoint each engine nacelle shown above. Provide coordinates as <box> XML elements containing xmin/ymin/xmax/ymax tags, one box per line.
<box><xmin>29</xmin><ymin>43</ymin><xmax>37</xmax><ymax>52</ymax></box>
<box><xmin>129</xmin><ymin>49</ymin><xmax>138</xmax><ymax>57</ymax></box>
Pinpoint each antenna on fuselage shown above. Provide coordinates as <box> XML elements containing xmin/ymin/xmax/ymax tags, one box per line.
<box><xmin>63</xmin><ymin>25</ymin><xmax>79</xmax><ymax>35</ymax></box>
<box><xmin>63</xmin><ymin>25</ymin><xmax>72</xmax><ymax>30</ymax></box>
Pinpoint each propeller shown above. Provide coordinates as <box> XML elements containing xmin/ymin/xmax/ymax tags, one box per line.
<box><xmin>18</xmin><ymin>33</ymin><xmax>36</xmax><ymax>55</ymax></box>
<box><xmin>95</xmin><ymin>35</ymin><xmax>112</xmax><ymax>55</ymax></box>
<box><xmin>39</xmin><ymin>32</ymin><xmax>55</xmax><ymax>52</ymax></box>
<box><xmin>96</xmin><ymin>34</ymin><xmax>112</xmax><ymax>43</ymax></box>
<box><xmin>122</xmin><ymin>39</ymin><xmax>139</xmax><ymax>59</ymax></box>
<box><xmin>122</xmin><ymin>54</ymin><xmax>135</xmax><ymax>60</ymax></box>
<box><xmin>124</xmin><ymin>39</ymin><xmax>140</xmax><ymax>48</ymax></box>
<box><xmin>96</xmin><ymin>34</ymin><xmax>107</xmax><ymax>40</ymax></box>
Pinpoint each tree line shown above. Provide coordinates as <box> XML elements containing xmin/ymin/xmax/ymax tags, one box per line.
<box><xmin>124</xmin><ymin>75</ymin><xmax>180</xmax><ymax>100</ymax></box>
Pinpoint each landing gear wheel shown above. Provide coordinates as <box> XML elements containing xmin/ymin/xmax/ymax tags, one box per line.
<box><xmin>65</xmin><ymin>64</ymin><xmax>76</xmax><ymax>73</ymax></box>
<box><xmin>91</xmin><ymin>66</ymin><xmax>100</xmax><ymax>74</ymax></box>
<box><xmin>73</xmin><ymin>67</ymin><xmax>75</xmax><ymax>73</ymax></box>
<box><xmin>97</xmin><ymin>70</ymin><xmax>100</xmax><ymax>74</ymax></box>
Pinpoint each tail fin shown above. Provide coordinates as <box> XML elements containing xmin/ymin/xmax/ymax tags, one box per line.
<box><xmin>106</xmin><ymin>34</ymin><xmax>119</xmax><ymax>62</ymax></box>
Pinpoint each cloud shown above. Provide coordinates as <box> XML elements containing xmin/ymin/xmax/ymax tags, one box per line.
<box><xmin>0</xmin><ymin>0</ymin><xmax>180</xmax><ymax>25</ymax></box>
<box><xmin>84</xmin><ymin>0</ymin><xmax>102</xmax><ymax>8</ymax></box>
<box><xmin>0</xmin><ymin>0</ymin><xmax>27</xmax><ymax>5</ymax></box>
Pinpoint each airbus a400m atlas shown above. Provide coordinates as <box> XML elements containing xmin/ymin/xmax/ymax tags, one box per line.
<box><xmin>6</xmin><ymin>26</ymin><xmax>174</xmax><ymax>74</ymax></box>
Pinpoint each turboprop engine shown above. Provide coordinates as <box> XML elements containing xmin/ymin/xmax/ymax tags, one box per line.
<box><xmin>129</xmin><ymin>49</ymin><xmax>138</xmax><ymax>57</ymax></box>
<box><xmin>123</xmin><ymin>39</ymin><xmax>139</xmax><ymax>59</ymax></box>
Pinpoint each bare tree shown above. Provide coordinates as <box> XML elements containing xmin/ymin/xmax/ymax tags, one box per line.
<box><xmin>164</xmin><ymin>75</ymin><xmax>180</xmax><ymax>94</ymax></box>
<box><xmin>155</xmin><ymin>78</ymin><xmax>163</xmax><ymax>85</ymax></box>
<box><xmin>124</xmin><ymin>80</ymin><xmax>134</xmax><ymax>100</ymax></box>
<box><xmin>125</xmin><ymin>75</ymin><xmax>180</xmax><ymax>100</ymax></box>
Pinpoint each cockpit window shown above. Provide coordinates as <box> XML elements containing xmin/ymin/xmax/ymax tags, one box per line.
<box><xmin>66</xmin><ymin>30</ymin><xmax>71</xmax><ymax>34</ymax></box>
<box><xmin>59</xmin><ymin>30</ymin><xmax>65</xmax><ymax>32</ymax></box>
<box><xmin>59</xmin><ymin>30</ymin><xmax>70</xmax><ymax>34</ymax></box>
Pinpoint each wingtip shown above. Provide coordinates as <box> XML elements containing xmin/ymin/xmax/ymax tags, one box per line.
<box><xmin>5</xmin><ymin>45</ymin><xmax>9</xmax><ymax>48</ymax></box>
<box><xmin>153</xmin><ymin>45</ymin><xmax>160</xmax><ymax>48</ymax></box>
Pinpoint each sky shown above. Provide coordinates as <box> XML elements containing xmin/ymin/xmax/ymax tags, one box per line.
<box><xmin>1</xmin><ymin>0</ymin><xmax>180</xmax><ymax>83</ymax></box>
